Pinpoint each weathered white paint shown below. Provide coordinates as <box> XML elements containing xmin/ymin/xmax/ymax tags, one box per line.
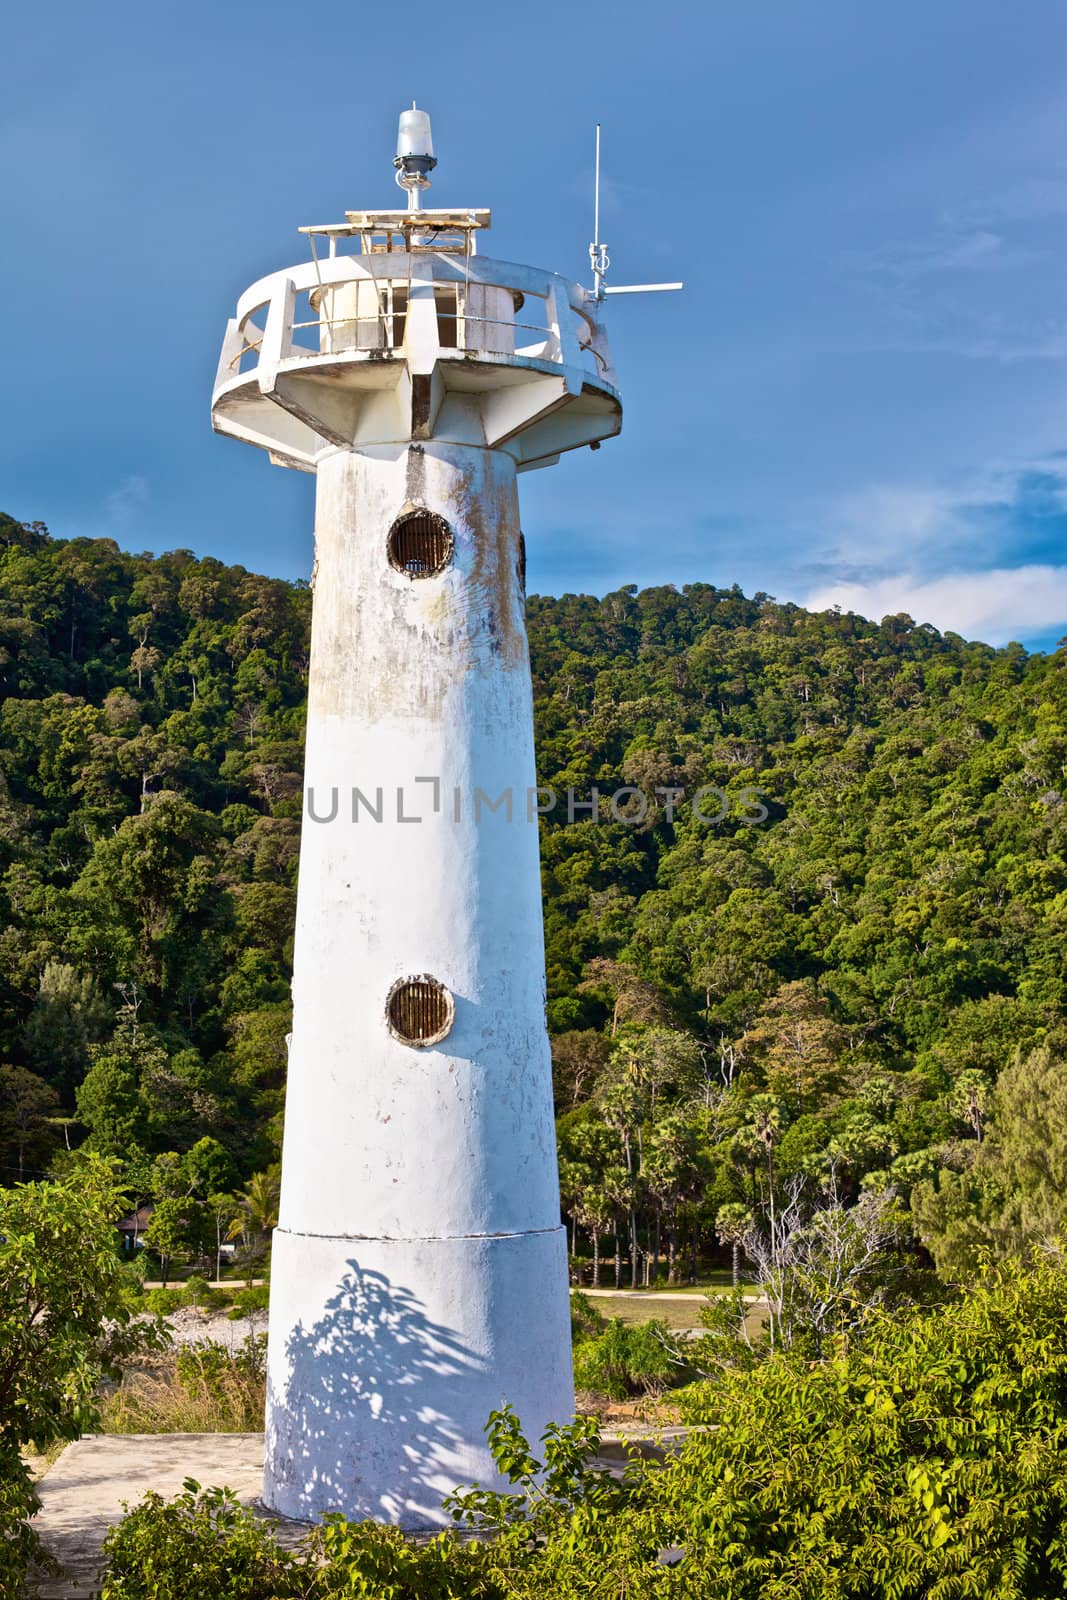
<box><xmin>212</xmin><ymin>164</ymin><xmax>620</xmax><ymax>1529</ymax></box>
<box><xmin>265</xmin><ymin>1229</ymin><xmax>571</xmax><ymax>1527</ymax></box>
<box><xmin>263</xmin><ymin>441</ymin><xmax>574</xmax><ymax>1525</ymax></box>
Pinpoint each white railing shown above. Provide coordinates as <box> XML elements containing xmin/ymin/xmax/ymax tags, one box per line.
<box><xmin>216</xmin><ymin>253</ymin><xmax>616</xmax><ymax>394</ymax></box>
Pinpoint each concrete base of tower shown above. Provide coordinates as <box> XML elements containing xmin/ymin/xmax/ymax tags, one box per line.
<box><xmin>261</xmin><ymin>1224</ymin><xmax>574</xmax><ymax>1528</ymax></box>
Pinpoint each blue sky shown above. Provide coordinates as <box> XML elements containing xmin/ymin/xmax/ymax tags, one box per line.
<box><xmin>2</xmin><ymin>0</ymin><xmax>1064</xmax><ymax>647</ymax></box>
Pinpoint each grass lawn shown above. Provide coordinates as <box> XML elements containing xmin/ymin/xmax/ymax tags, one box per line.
<box><xmin>593</xmin><ymin>1295</ymin><xmax>709</xmax><ymax>1331</ymax></box>
<box><xmin>576</xmin><ymin>1287</ymin><xmax>767</xmax><ymax>1341</ymax></box>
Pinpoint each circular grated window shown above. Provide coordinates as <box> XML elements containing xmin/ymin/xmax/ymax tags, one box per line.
<box><xmin>387</xmin><ymin>510</ymin><xmax>454</xmax><ymax>578</ymax></box>
<box><xmin>386</xmin><ymin>975</ymin><xmax>454</xmax><ymax>1047</ymax></box>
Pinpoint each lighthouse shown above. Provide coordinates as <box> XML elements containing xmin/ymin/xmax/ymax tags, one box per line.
<box><xmin>212</xmin><ymin>109</ymin><xmax>623</xmax><ymax>1528</ymax></box>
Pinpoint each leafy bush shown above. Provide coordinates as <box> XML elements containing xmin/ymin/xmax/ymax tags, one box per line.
<box><xmin>141</xmin><ymin>1277</ymin><xmax>229</xmax><ymax>1316</ymax></box>
<box><xmin>96</xmin><ymin>1480</ymin><xmax>308</xmax><ymax>1599</ymax></box>
<box><xmin>143</xmin><ymin>1286</ymin><xmax>184</xmax><ymax>1316</ymax></box>
<box><xmin>177</xmin><ymin>1332</ymin><xmax>266</xmax><ymax>1387</ymax></box>
<box><xmin>183</xmin><ymin>1273</ymin><xmax>227</xmax><ymax>1311</ymax></box>
<box><xmin>1</xmin><ymin>1467</ymin><xmax>52</xmax><ymax>1595</ymax></box>
<box><xmin>94</xmin><ymin>1257</ymin><xmax>1067</xmax><ymax>1599</ymax></box>
<box><xmin>572</xmin><ymin>1316</ymin><xmax>689</xmax><ymax>1399</ymax></box>
<box><xmin>228</xmin><ymin>1283</ymin><xmax>270</xmax><ymax>1319</ymax></box>
<box><xmin>695</xmin><ymin>1285</ymin><xmax>766</xmax><ymax>1371</ymax></box>
<box><xmin>0</xmin><ymin>1158</ymin><xmax>163</xmax><ymax>1592</ymax></box>
<box><xmin>309</xmin><ymin>1519</ymin><xmax>496</xmax><ymax>1599</ymax></box>
<box><xmin>117</xmin><ymin>1260</ymin><xmax>147</xmax><ymax>1304</ymax></box>
<box><xmin>659</xmin><ymin>1252</ymin><xmax>1067</xmax><ymax>1595</ymax></box>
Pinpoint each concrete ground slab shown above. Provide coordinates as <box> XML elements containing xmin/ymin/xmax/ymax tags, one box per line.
<box><xmin>27</xmin><ymin>1433</ymin><xmax>292</xmax><ymax>1599</ymax></box>
<box><xmin>26</xmin><ymin>1428</ymin><xmax>672</xmax><ymax>1597</ymax></box>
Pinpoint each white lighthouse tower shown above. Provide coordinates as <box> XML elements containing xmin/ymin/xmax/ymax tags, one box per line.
<box><xmin>212</xmin><ymin>110</ymin><xmax>626</xmax><ymax>1528</ymax></box>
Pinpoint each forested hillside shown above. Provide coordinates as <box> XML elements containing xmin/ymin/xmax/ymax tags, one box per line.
<box><xmin>2</xmin><ymin>511</ymin><xmax>1065</xmax><ymax>1282</ymax></box>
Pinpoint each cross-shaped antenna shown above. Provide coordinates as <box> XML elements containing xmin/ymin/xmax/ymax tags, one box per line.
<box><xmin>589</xmin><ymin>123</ymin><xmax>684</xmax><ymax>302</ymax></box>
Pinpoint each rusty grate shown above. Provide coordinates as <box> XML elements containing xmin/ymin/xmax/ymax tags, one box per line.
<box><xmin>387</xmin><ymin>510</ymin><xmax>454</xmax><ymax>578</ymax></box>
<box><xmin>386</xmin><ymin>976</ymin><xmax>454</xmax><ymax>1046</ymax></box>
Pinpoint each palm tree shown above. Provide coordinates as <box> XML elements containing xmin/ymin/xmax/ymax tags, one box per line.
<box><xmin>226</xmin><ymin>1168</ymin><xmax>280</xmax><ymax>1280</ymax></box>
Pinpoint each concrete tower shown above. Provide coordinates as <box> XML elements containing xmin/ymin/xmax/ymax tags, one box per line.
<box><xmin>212</xmin><ymin>109</ymin><xmax>622</xmax><ymax>1528</ymax></box>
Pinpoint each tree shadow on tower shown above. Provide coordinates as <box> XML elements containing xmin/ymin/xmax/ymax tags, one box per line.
<box><xmin>265</xmin><ymin>1260</ymin><xmax>491</xmax><ymax>1529</ymax></box>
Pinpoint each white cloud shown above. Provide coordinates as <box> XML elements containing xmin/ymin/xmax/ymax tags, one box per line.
<box><xmin>830</xmin><ymin>483</ymin><xmax>970</xmax><ymax>550</ymax></box>
<box><xmin>804</xmin><ymin>565</ymin><xmax>1067</xmax><ymax>645</ymax></box>
<box><xmin>817</xmin><ymin>455</ymin><xmax>1067</xmax><ymax>569</ymax></box>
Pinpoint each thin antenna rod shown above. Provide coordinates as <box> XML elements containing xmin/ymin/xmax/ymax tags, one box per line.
<box><xmin>586</xmin><ymin>120</ymin><xmax>683</xmax><ymax>303</ymax></box>
<box><xmin>589</xmin><ymin>123</ymin><xmax>609</xmax><ymax>300</ymax></box>
<box><xmin>593</xmin><ymin>123</ymin><xmax>601</xmax><ymax>250</ymax></box>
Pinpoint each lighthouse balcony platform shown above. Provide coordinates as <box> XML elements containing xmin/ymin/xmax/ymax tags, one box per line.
<box><xmin>212</xmin><ymin>251</ymin><xmax>621</xmax><ymax>473</ymax></box>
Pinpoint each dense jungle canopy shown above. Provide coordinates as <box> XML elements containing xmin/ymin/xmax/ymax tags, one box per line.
<box><xmin>1</xmin><ymin>511</ymin><xmax>1065</xmax><ymax>1279</ymax></box>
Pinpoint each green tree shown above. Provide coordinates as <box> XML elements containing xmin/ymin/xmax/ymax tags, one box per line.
<box><xmin>715</xmin><ymin>1200</ymin><xmax>753</xmax><ymax>1290</ymax></box>
<box><xmin>181</xmin><ymin>1136</ymin><xmax>238</xmax><ymax>1199</ymax></box>
<box><xmin>0</xmin><ymin>1157</ymin><xmax>160</xmax><ymax>1590</ymax></box>
<box><xmin>23</xmin><ymin>960</ymin><xmax>110</xmax><ymax>1097</ymax></box>
<box><xmin>913</xmin><ymin>1047</ymin><xmax>1067</xmax><ymax>1279</ymax></box>
<box><xmin>985</xmin><ymin>1046</ymin><xmax>1067</xmax><ymax>1240</ymax></box>
<box><xmin>746</xmin><ymin>980</ymin><xmax>847</xmax><ymax>1116</ymax></box>
<box><xmin>0</xmin><ymin>1063</ymin><xmax>58</xmax><ymax>1179</ymax></box>
<box><xmin>75</xmin><ymin>1049</ymin><xmax>150</xmax><ymax>1154</ymax></box>
<box><xmin>145</xmin><ymin>1196</ymin><xmax>201</xmax><ymax>1286</ymax></box>
<box><xmin>226</xmin><ymin>1168</ymin><xmax>280</xmax><ymax>1273</ymax></box>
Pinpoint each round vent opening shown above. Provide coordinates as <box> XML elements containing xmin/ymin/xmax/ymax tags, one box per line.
<box><xmin>387</xmin><ymin>510</ymin><xmax>454</xmax><ymax>578</ymax></box>
<box><xmin>386</xmin><ymin>976</ymin><xmax>454</xmax><ymax>1047</ymax></box>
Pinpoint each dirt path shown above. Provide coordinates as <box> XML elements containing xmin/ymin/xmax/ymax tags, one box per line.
<box><xmin>583</xmin><ymin>1287</ymin><xmax>762</xmax><ymax>1303</ymax></box>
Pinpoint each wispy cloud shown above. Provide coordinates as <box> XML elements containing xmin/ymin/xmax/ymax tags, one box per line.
<box><xmin>805</xmin><ymin>564</ymin><xmax>1067</xmax><ymax>646</ymax></box>
<box><xmin>797</xmin><ymin>455</ymin><xmax>1067</xmax><ymax>644</ymax></box>
<box><xmin>102</xmin><ymin>475</ymin><xmax>149</xmax><ymax>531</ymax></box>
<box><xmin>905</xmin><ymin>319</ymin><xmax>1067</xmax><ymax>363</ymax></box>
<box><xmin>803</xmin><ymin>456</ymin><xmax>1067</xmax><ymax>575</ymax></box>
<box><xmin>856</xmin><ymin>227</ymin><xmax>1022</xmax><ymax>280</ymax></box>
<box><xmin>837</xmin><ymin>163</ymin><xmax>1066</xmax><ymax>363</ymax></box>
<box><xmin>829</xmin><ymin>482</ymin><xmax>970</xmax><ymax>549</ymax></box>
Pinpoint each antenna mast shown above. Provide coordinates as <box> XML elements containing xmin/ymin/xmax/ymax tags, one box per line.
<box><xmin>589</xmin><ymin>124</ymin><xmax>609</xmax><ymax>300</ymax></box>
<box><xmin>587</xmin><ymin>123</ymin><xmax>683</xmax><ymax>302</ymax></box>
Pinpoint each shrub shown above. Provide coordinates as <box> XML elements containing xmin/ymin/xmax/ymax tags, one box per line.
<box><xmin>2</xmin><ymin>1463</ymin><xmax>52</xmax><ymax>1595</ymax></box>
<box><xmin>177</xmin><ymin>1332</ymin><xmax>266</xmax><ymax>1387</ymax></box>
<box><xmin>96</xmin><ymin>1481</ymin><xmax>498</xmax><ymax>1600</ymax></box>
<box><xmin>309</xmin><ymin>1518</ymin><xmax>496</xmax><ymax>1598</ymax></box>
<box><xmin>143</xmin><ymin>1286</ymin><xmax>184</xmax><ymax>1316</ymax></box>
<box><xmin>0</xmin><ymin>1159</ymin><xmax>162</xmax><ymax>1592</ymax></box>
<box><xmin>228</xmin><ymin>1283</ymin><xmax>270</xmax><ymax>1319</ymax></box>
<box><xmin>183</xmin><ymin>1273</ymin><xmax>226</xmax><ymax>1311</ymax></box>
<box><xmin>572</xmin><ymin>1317</ymin><xmax>689</xmax><ymax>1399</ymax></box>
<box><xmin>96</xmin><ymin>1480</ymin><xmax>309</xmax><ymax>1599</ymax></box>
<box><xmin>118</xmin><ymin>1260</ymin><xmax>146</xmax><ymax>1303</ymax></box>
